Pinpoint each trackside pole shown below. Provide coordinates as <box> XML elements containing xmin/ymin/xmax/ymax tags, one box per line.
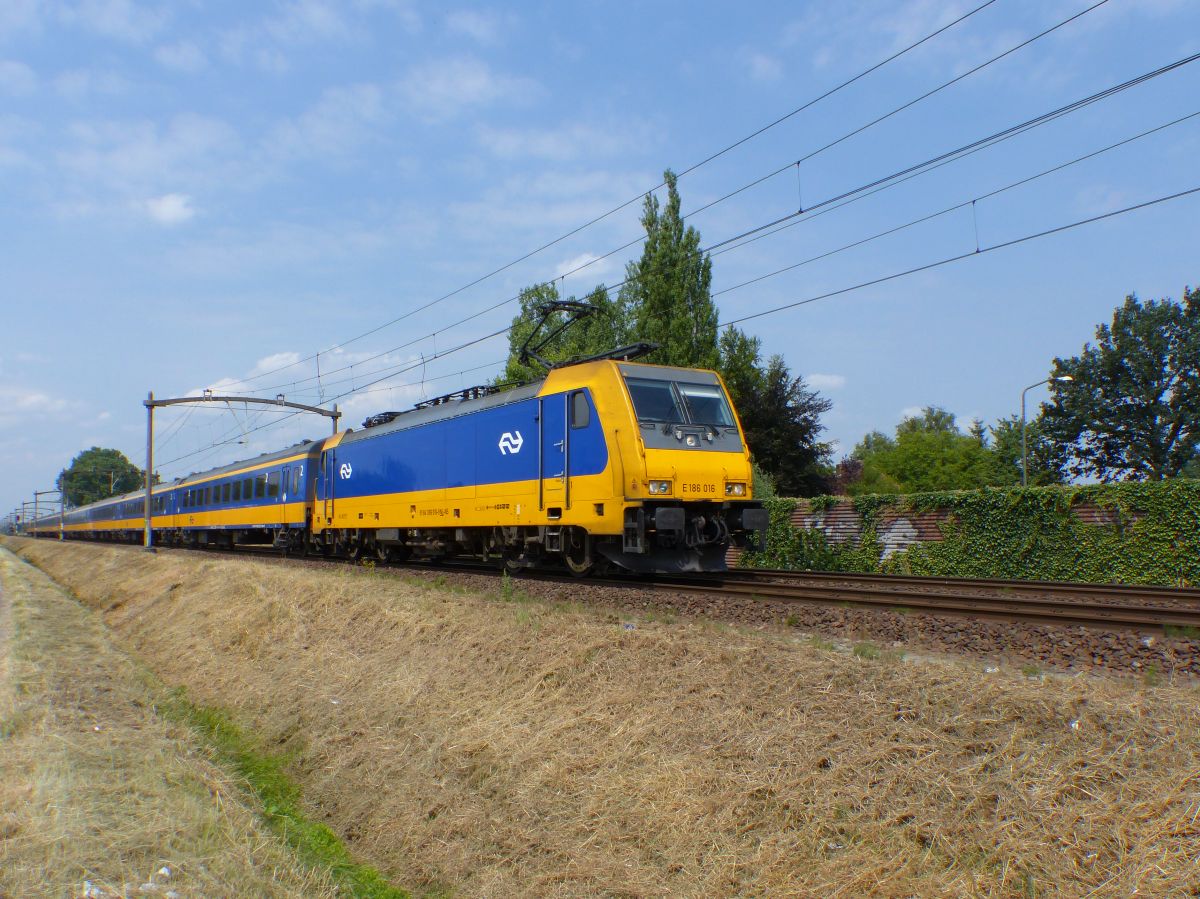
<box><xmin>145</xmin><ymin>391</ymin><xmax>155</xmax><ymax>552</ymax></box>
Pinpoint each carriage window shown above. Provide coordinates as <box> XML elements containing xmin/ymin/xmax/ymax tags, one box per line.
<box><xmin>242</xmin><ymin>478</ymin><xmax>252</xmax><ymax>500</ymax></box>
<box><xmin>266</xmin><ymin>471</ymin><xmax>280</xmax><ymax>498</ymax></box>
<box><xmin>231</xmin><ymin>481</ymin><xmax>240</xmax><ymax>502</ymax></box>
<box><xmin>255</xmin><ymin>475</ymin><xmax>266</xmax><ymax>499</ymax></box>
<box><xmin>570</xmin><ymin>391</ymin><xmax>589</xmax><ymax>429</ymax></box>
<box><xmin>292</xmin><ymin>466</ymin><xmax>301</xmax><ymax>495</ymax></box>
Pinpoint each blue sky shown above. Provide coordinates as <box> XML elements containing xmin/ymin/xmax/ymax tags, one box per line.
<box><xmin>3</xmin><ymin>0</ymin><xmax>1199</xmax><ymax>518</ymax></box>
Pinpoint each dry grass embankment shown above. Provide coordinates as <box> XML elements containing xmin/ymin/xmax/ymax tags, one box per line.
<box><xmin>8</xmin><ymin>537</ymin><xmax>1200</xmax><ymax>897</ymax></box>
<box><xmin>0</xmin><ymin>545</ymin><xmax>340</xmax><ymax>898</ymax></box>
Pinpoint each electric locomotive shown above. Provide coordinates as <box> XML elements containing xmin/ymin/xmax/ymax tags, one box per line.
<box><xmin>312</xmin><ymin>357</ymin><xmax>766</xmax><ymax>573</ymax></box>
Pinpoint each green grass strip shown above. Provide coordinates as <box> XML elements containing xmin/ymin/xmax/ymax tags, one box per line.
<box><xmin>159</xmin><ymin>688</ymin><xmax>409</xmax><ymax>899</ymax></box>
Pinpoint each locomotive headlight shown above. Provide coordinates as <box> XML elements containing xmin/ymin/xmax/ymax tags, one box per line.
<box><xmin>648</xmin><ymin>480</ymin><xmax>673</xmax><ymax>495</ymax></box>
<box><xmin>725</xmin><ymin>482</ymin><xmax>747</xmax><ymax>496</ymax></box>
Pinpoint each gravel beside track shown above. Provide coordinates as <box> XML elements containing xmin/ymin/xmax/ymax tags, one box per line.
<box><xmin>41</xmin><ymin>540</ymin><xmax>1200</xmax><ymax>679</ymax></box>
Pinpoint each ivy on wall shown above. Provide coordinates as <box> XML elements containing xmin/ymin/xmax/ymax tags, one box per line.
<box><xmin>743</xmin><ymin>482</ymin><xmax>1200</xmax><ymax>586</ymax></box>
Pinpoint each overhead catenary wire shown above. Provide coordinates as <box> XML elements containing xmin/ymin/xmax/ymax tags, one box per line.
<box><xmin>720</xmin><ymin>185</ymin><xmax>1200</xmax><ymax>328</ymax></box>
<box><xmin>214</xmin><ymin>0</ymin><xmax>1004</xmax><ymax>392</ymax></box>
<box><xmin>233</xmin><ymin>48</ymin><xmax>1200</xmax><ymax>401</ymax></box>
<box><xmin>712</xmin><ymin>109</ymin><xmax>1200</xmax><ymax>299</ymax></box>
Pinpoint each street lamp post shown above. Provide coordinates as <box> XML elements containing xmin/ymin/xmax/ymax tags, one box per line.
<box><xmin>1021</xmin><ymin>376</ymin><xmax>1073</xmax><ymax>487</ymax></box>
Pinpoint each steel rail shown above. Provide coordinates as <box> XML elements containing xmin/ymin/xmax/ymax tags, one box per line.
<box><xmin>724</xmin><ymin>568</ymin><xmax>1200</xmax><ymax>602</ymax></box>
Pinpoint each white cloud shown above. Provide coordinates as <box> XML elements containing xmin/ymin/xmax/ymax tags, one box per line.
<box><xmin>1076</xmin><ymin>185</ymin><xmax>1133</xmax><ymax>217</ymax></box>
<box><xmin>0</xmin><ymin>60</ymin><xmax>36</xmax><ymax>95</ymax></box>
<box><xmin>0</xmin><ymin>1</ymin><xmax>42</xmax><ymax>41</ymax></box>
<box><xmin>557</xmin><ymin>252</ymin><xmax>614</xmax><ymax>284</ymax></box>
<box><xmin>477</xmin><ymin>121</ymin><xmax>647</xmax><ymax>162</ymax></box>
<box><xmin>60</xmin><ymin>113</ymin><xmax>240</xmax><ymax>195</ymax></box>
<box><xmin>398</xmin><ymin>56</ymin><xmax>539</xmax><ymax>121</ymax></box>
<box><xmin>142</xmin><ymin>192</ymin><xmax>195</xmax><ymax>225</ymax></box>
<box><xmin>56</xmin><ymin>0</ymin><xmax>168</xmax><ymax>44</ymax></box>
<box><xmin>250</xmin><ymin>351</ymin><xmax>302</xmax><ymax>377</ymax></box>
<box><xmin>899</xmin><ymin>405</ymin><xmax>924</xmax><ymax>420</ymax></box>
<box><xmin>154</xmin><ymin>40</ymin><xmax>206</xmax><ymax>73</ymax></box>
<box><xmin>0</xmin><ymin>385</ymin><xmax>71</xmax><ymax>425</ymax></box>
<box><xmin>806</xmin><ymin>373</ymin><xmax>846</xmax><ymax>390</ymax></box>
<box><xmin>0</xmin><ymin>114</ymin><xmax>32</xmax><ymax>167</ymax></box>
<box><xmin>445</xmin><ymin>10</ymin><xmax>507</xmax><ymax>44</ymax></box>
<box><xmin>53</xmin><ymin>68</ymin><xmax>128</xmax><ymax>99</ymax></box>
<box><xmin>744</xmin><ymin>52</ymin><xmax>782</xmax><ymax>82</ymax></box>
<box><xmin>270</xmin><ymin>83</ymin><xmax>386</xmax><ymax>161</ymax></box>
<box><xmin>264</xmin><ymin>0</ymin><xmax>352</xmax><ymax>44</ymax></box>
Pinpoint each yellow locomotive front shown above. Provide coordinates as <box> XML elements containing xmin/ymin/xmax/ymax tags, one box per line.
<box><xmin>595</xmin><ymin>360</ymin><xmax>768</xmax><ymax>572</ymax></box>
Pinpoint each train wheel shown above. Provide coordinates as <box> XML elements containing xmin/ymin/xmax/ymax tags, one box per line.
<box><xmin>563</xmin><ymin>529</ymin><xmax>594</xmax><ymax>578</ymax></box>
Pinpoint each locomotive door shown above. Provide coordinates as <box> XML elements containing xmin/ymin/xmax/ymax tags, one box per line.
<box><xmin>539</xmin><ymin>395</ymin><xmax>567</xmax><ymax>512</ymax></box>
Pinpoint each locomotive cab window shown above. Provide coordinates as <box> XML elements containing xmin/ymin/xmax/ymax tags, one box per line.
<box><xmin>570</xmin><ymin>391</ymin><xmax>589</xmax><ymax>429</ymax></box>
<box><xmin>625</xmin><ymin>378</ymin><xmax>685</xmax><ymax>424</ymax></box>
<box><xmin>677</xmin><ymin>383</ymin><xmax>735</xmax><ymax>428</ymax></box>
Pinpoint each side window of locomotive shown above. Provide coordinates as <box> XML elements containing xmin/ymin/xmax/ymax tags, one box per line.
<box><xmin>267</xmin><ymin>471</ymin><xmax>280</xmax><ymax>498</ymax></box>
<box><xmin>570</xmin><ymin>391</ymin><xmax>590</xmax><ymax>429</ymax></box>
<box><xmin>625</xmin><ymin>378</ymin><xmax>685</xmax><ymax>424</ymax></box>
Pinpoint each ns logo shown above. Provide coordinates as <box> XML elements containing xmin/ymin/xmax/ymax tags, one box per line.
<box><xmin>498</xmin><ymin>431</ymin><xmax>524</xmax><ymax>455</ymax></box>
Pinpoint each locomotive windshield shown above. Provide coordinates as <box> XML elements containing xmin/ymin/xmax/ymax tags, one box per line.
<box><xmin>625</xmin><ymin>377</ymin><xmax>736</xmax><ymax>428</ymax></box>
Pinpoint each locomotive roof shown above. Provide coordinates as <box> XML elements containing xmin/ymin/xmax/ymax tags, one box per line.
<box><xmin>342</xmin><ymin>379</ymin><xmax>544</xmax><ymax>445</ymax></box>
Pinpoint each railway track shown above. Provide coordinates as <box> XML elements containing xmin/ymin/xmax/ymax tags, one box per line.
<box><xmin>21</xmin><ymin>536</ymin><xmax>1200</xmax><ymax>634</ymax></box>
<box><xmin>638</xmin><ymin>568</ymin><xmax>1200</xmax><ymax>632</ymax></box>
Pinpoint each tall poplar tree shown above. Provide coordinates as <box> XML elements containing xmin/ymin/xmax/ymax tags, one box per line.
<box><xmin>618</xmin><ymin>170</ymin><xmax>719</xmax><ymax>370</ymax></box>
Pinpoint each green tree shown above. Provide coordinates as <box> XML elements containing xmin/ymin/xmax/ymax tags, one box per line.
<box><xmin>57</xmin><ymin>447</ymin><xmax>146</xmax><ymax>507</ymax></box>
<box><xmin>499</xmin><ymin>282</ymin><xmax>626</xmax><ymax>384</ymax></box>
<box><xmin>718</xmin><ymin>328</ymin><xmax>831</xmax><ymax>496</ymax></box>
<box><xmin>618</xmin><ymin>170</ymin><xmax>719</xmax><ymax>370</ymax></box>
<box><xmin>848</xmin><ymin>407</ymin><xmax>999</xmax><ymax>494</ymax></box>
<box><xmin>1042</xmin><ymin>287</ymin><xmax>1200</xmax><ymax>481</ymax></box>
<box><xmin>987</xmin><ymin>414</ymin><xmax>1067</xmax><ymax>486</ymax></box>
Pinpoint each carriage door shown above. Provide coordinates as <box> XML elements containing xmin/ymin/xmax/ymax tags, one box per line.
<box><xmin>278</xmin><ymin>466</ymin><xmax>289</xmax><ymax>526</ymax></box>
<box><xmin>318</xmin><ymin>451</ymin><xmax>334</xmax><ymax>525</ymax></box>
<box><xmin>539</xmin><ymin>394</ymin><xmax>567</xmax><ymax>515</ymax></box>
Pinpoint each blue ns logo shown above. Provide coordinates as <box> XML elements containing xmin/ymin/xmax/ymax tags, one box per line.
<box><xmin>498</xmin><ymin>431</ymin><xmax>524</xmax><ymax>455</ymax></box>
